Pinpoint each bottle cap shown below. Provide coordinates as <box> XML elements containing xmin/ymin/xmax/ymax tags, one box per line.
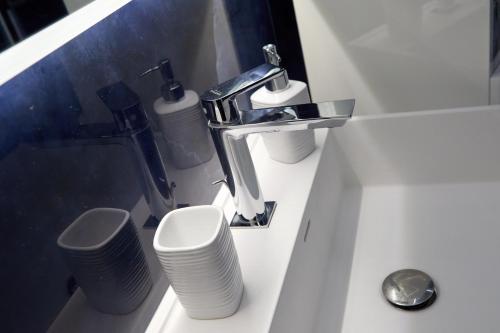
<box><xmin>161</xmin><ymin>80</ymin><xmax>185</xmax><ymax>102</ymax></box>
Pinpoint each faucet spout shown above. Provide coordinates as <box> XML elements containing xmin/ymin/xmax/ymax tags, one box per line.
<box><xmin>212</xmin><ymin>100</ymin><xmax>355</xmax><ymax>137</ymax></box>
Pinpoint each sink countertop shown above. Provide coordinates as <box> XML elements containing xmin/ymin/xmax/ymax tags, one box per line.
<box><xmin>146</xmin><ymin>130</ymin><xmax>329</xmax><ymax>333</ymax></box>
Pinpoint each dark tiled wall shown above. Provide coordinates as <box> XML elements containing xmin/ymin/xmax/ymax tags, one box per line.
<box><xmin>0</xmin><ymin>0</ymin><xmax>275</xmax><ymax>332</ymax></box>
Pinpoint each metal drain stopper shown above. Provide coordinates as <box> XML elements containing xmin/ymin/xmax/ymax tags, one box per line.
<box><xmin>382</xmin><ymin>269</ymin><xmax>437</xmax><ymax>310</ymax></box>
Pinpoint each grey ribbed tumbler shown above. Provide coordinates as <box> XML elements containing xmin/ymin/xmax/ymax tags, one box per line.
<box><xmin>57</xmin><ymin>208</ymin><xmax>152</xmax><ymax>314</ymax></box>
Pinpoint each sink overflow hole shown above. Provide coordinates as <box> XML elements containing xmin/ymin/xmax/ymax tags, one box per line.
<box><xmin>303</xmin><ymin>219</ymin><xmax>311</xmax><ymax>242</ymax></box>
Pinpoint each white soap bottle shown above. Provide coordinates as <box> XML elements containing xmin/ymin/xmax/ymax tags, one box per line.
<box><xmin>142</xmin><ymin>59</ymin><xmax>214</xmax><ymax>169</ymax></box>
<box><xmin>250</xmin><ymin>44</ymin><xmax>315</xmax><ymax>164</ymax></box>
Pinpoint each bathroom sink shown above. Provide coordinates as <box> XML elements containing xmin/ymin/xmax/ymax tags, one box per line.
<box><xmin>277</xmin><ymin>105</ymin><xmax>500</xmax><ymax>333</ymax></box>
<box><xmin>330</xmin><ymin>182</ymin><xmax>500</xmax><ymax>333</ymax></box>
<box><xmin>148</xmin><ymin>105</ymin><xmax>500</xmax><ymax>333</ymax></box>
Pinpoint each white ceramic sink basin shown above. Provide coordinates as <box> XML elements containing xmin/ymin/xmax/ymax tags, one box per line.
<box><xmin>275</xmin><ymin>105</ymin><xmax>500</xmax><ymax>333</ymax></box>
<box><xmin>148</xmin><ymin>105</ymin><xmax>500</xmax><ymax>333</ymax></box>
<box><xmin>331</xmin><ymin>183</ymin><xmax>500</xmax><ymax>333</ymax></box>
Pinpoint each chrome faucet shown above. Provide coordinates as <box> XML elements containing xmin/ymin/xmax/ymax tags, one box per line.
<box><xmin>201</xmin><ymin>60</ymin><xmax>355</xmax><ymax>228</ymax></box>
<box><xmin>95</xmin><ymin>82</ymin><xmax>176</xmax><ymax>225</ymax></box>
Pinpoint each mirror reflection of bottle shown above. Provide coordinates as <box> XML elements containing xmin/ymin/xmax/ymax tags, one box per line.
<box><xmin>154</xmin><ymin>84</ymin><xmax>214</xmax><ymax>169</ymax></box>
<box><xmin>142</xmin><ymin>59</ymin><xmax>214</xmax><ymax>169</ymax></box>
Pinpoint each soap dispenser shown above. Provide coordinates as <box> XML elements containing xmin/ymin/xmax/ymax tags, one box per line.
<box><xmin>250</xmin><ymin>44</ymin><xmax>315</xmax><ymax>164</ymax></box>
<box><xmin>141</xmin><ymin>59</ymin><xmax>214</xmax><ymax>169</ymax></box>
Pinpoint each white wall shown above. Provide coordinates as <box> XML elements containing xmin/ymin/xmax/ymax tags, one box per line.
<box><xmin>0</xmin><ymin>0</ymin><xmax>132</xmax><ymax>87</ymax></box>
<box><xmin>293</xmin><ymin>0</ymin><xmax>491</xmax><ymax>115</ymax></box>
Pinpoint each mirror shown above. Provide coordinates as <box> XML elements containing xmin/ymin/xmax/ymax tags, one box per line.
<box><xmin>0</xmin><ymin>0</ymin><xmax>95</xmax><ymax>52</ymax></box>
<box><xmin>0</xmin><ymin>0</ymin><xmax>279</xmax><ymax>331</ymax></box>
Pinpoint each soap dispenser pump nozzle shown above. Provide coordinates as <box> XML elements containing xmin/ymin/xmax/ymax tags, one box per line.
<box><xmin>140</xmin><ymin>58</ymin><xmax>185</xmax><ymax>102</ymax></box>
<box><xmin>262</xmin><ymin>44</ymin><xmax>289</xmax><ymax>91</ymax></box>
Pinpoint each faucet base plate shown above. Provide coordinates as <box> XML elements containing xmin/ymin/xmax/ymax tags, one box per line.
<box><xmin>230</xmin><ymin>201</ymin><xmax>277</xmax><ymax>228</ymax></box>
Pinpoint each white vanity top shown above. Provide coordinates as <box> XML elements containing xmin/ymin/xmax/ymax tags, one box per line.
<box><xmin>146</xmin><ymin>130</ymin><xmax>329</xmax><ymax>333</ymax></box>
